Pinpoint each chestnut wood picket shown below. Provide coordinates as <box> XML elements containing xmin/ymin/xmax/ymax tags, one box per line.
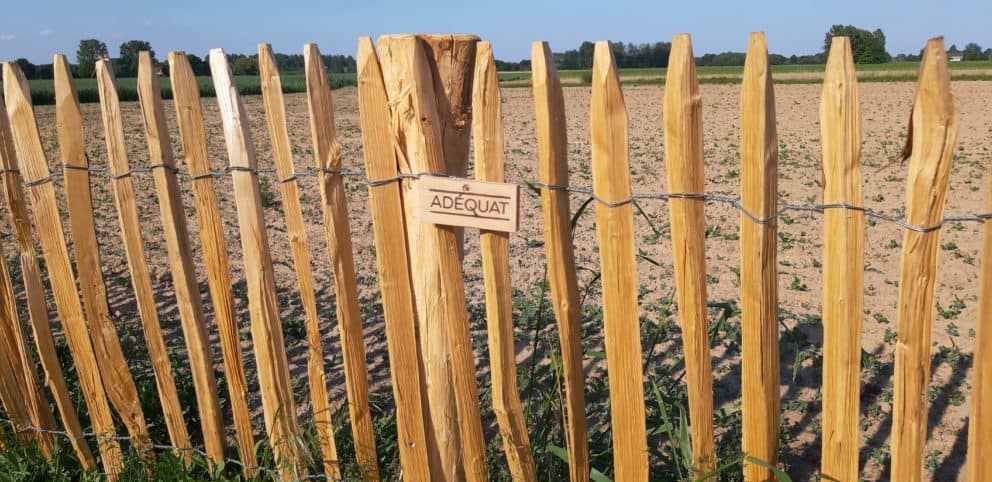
<box><xmin>0</xmin><ymin>33</ymin><xmax>984</xmax><ymax>482</ymax></box>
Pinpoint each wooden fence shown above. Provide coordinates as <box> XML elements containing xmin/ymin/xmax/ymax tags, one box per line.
<box><xmin>0</xmin><ymin>31</ymin><xmax>987</xmax><ymax>482</ymax></box>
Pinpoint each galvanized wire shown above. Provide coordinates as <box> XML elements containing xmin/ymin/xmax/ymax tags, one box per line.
<box><xmin>0</xmin><ymin>163</ymin><xmax>989</xmax><ymax>234</ymax></box>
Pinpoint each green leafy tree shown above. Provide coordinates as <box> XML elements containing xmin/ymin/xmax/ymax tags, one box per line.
<box><xmin>823</xmin><ymin>25</ymin><xmax>890</xmax><ymax>63</ymax></box>
<box><xmin>15</xmin><ymin>58</ymin><xmax>37</xmax><ymax>79</ymax></box>
<box><xmin>962</xmin><ymin>43</ymin><xmax>985</xmax><ymax>61</ymax></box>
<box><xmin>577</xmin><ymin>41</ymin><xmax>595</xmax><ymax>68</ymax></box>
<box><xmin>76</xmin><ymin>38</ymin><xmax>108</xmax><ymax>77</ymax></box>
<box><xmin>118</xmin><ymin>40</ymin><xmax>154</xmax><ymax>77</ymax></box>
<box><xmin>186</xmin><ymin>53</ymin><xmax>210</xmax><ymax>76</ymax></box>
<box><xmin>230</xmin><ymin>55</ymin><xmax>258</xmax><ymax>75</ymax></box>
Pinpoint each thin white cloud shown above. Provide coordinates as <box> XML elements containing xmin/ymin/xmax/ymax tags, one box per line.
<box><xmin>39</xmin><ymin>29</ymin><xmax>51</xmax><ymax>36</ymax></box>
<box><xmin>0</xmin><ymin>34</ymin><xmax>15</xmax><ymax>41</ymax></box>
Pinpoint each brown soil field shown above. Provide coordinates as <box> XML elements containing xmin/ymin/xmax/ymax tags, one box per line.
<box><xmin>497</xmin><ymin>68</ymin><xmax>992</xmax><ymax>86</ymax></box>
<box><xmin>3</xmin><ymin>80</ymin><xmax>991</xmax><ymax>480</ymax></box>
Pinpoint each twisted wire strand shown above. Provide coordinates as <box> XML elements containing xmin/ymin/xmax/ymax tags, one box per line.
<box><xmin>0</xmin><ymin>163</ymin><xmax>988</xmax><ymax>234</ymax></box>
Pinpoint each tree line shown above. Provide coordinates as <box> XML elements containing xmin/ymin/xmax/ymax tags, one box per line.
<box><xmin>9</xmin><ymin>38</ymin><xmax>357</xmax><ymax>80</ymax></box>
<box><xmin>9</xmin><ymin>27</ymin><xmax>991</xmax><ymax>80</ymax></box>
<box><xmin>496</xmin><ymin>25</ymin><xmax>992</xmax><ymax>70</ymax></box>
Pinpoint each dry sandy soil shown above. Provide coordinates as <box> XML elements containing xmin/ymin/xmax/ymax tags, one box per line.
<box><xmin>3</xmin><ymin>80</ymin><xmax>991</xmax><ymax>480</ymax></box>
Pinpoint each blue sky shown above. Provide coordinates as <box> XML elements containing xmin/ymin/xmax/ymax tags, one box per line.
<box><xmin>1</xmin><ymin>0</ymin><xmax>990</xmax><ymax>65</ymax></box>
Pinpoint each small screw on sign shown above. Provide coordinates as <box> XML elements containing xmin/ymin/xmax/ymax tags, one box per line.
<box><xmin>418</xmin><ymin>175</ymin><xmax>519</xmax><ymax>232</ymax></box>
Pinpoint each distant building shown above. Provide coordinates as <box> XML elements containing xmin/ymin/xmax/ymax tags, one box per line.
<box><xmin>948</xmin><ymin>52</ymin><xmax>964</xmax><ymax>62</ymax></box>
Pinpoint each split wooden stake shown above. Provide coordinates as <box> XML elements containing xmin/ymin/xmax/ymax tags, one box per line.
<box><xmin>0</xmin><ymin>199</ymin><xmax>54</xmax><ymax>455</ymax></box>
<box><xmin>55</xmin><ymin>57</ymin><xmax>153</xmax><ymax>457</ymax></box>
<box><xmin>968</xmin><ymin>82</ymin><xmax>992</xmax><ymax>482</ymax></box>
<box><xmin>135</xmin><ymin>52</ymin><xmax>228</xmax><ymax>462</ymax></box>
<box><xmin>0</xmin><ymin>236</ymin><xmax>52</xmax><ymax>453</ymax></box>
<box><xmin>2</xmin><ymin>61</ymin><xmax>123</xmax><ymax>477</ymax></box>
<box><xmin>819</xmin><ymin>36</ymin><xmax>864</xmax><ymax>482</ymax></box>
<box><xmin>167</xmin><ymin>51</ymin><xmax>258</xmax><ymax>472</ymax></box>
<box><xmin>0</xmin><ymin>324</ymin><xmax>32</xmax><ymax>445</ymax></box>
<box><xmin>531</xmin><ymin>40</ymin><xmax>590</xmax><ymax>482</ymax></box>
<box><xmin>739</xmin><ymin>32</ymin><xmax>780</xmax><ymax>481</ymax></box>
<box><xmin>377</xmin><ymin>34</ymin><xmax>488</xmax><ymax>482</ymax></box>
<box><xmin>209</xmin><ymin>49</ymin><xmax>304</xmax><ymax>481</ymax></box>
<box><xmin>0</xmin><ymin>74</ymin><xmax>93</xmax><ymax>471</ymax></box>
<box><xmin>473</xmin><ymin>40</ymin><xmax>537</xmax><ymax>482</ymax></box>
<box><xmin>356</xmin><ymin>36</ymin><xmax>431</xmax><ymax>482</ymax></box>
<box><xmin>259</xmin><ymin>43</ymin><xmax>341</xmax><ymax>478</ymax></box>
<box><xmin>663</xmin><ymin>34</ymin><xmax>716</xmax><ymax>474</ymax></box>
<box><xmin>302</xmin><ymin>43</ymin><xmax>380</xmax><ymax>480</ymax></box>
<box><xmin>891</xmin><ymin>37</ymin><xmax>958</xmax><ymax>482</ymax></box>
<box><xmin>590</xmin><ymin>41</ymin><xmax>648</xmax><ymax>482</ymax></box>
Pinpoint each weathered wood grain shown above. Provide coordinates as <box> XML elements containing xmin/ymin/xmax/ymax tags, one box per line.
<box><xmin>739</xmin><ymin>32</ymin><xmax>780</xmax><ymax>482</ymax></box>
<box><xmin>663</xmin><ymin>34</ymin><xmax>716</xmax><ymax>474</ymax></box>
<box><xmin>590</xmin><ymin>41</ymin><xmax>648</xmax><ymax>482</ymax></box>
<box><xmin>259</xmin><ymin>43</ymin><xmax>340</xmax><ymax>478</ymax></box>
<box><xmin>891</xmin><ymin>37</ymin><xmax>958</xmax><ymax>482</ymax></box>
<box><xmin>209</xmin><ymin>49</ymin><xmax>304</xmax><ymax>481</ymax></box>
<box><xmin>167</xmin><ymin>51</ymin><xmax>258</xmax><ymax>472</ymax></box>
<box><xmin>819</xmin><ymin>36</ymin><xmax>864</xmax><ymax>482</ymax></box>
<box><xmin>355</xmin><ymin>36</ymin><xmax>431</xmax><ymax>482</ymax></box>
<box><xmin>531</xmin><ymin>40</ymin><xmax>590</xmax><ymax>482</ymax></box>
<box><xmin>377</xmin><ymin>34</ymin><xmax>488</xmax><ymax>482</ymax></box>
<box><xmin>2</xmin><ymin>61</ymin><xmax>122</xmax><ymax>477</ymax></box>
<box><xmin>377</xmin><ymin>34</ymin><xmax>455</xmax><ymax>480</ymax></box>
<box><xmin>969</xmin><ymin>91</ymin><xmax>992</xmax><ymax>482</ymax></box>
<box><xmin>0</xmin><ymin>210</ymin><xmax>55</xmax><ymax>455</ymax></box>
<box><xmin>0</xmin><ymin>74</ymin><xmax>93</xmax><ymax>470</ymax></box>
<box><xmin>135</xmin><ymin>52</ymin><xmax>228</xmax><ymax>462</ymax></box>
<box><xmin>0</xmin><ymin>237</ymin><xmax>41</xmax><ymax>448</ymax></box>
<box><xmin>56</xmin><ymin>58</ymin><xmax>157</xmax><ymax>459</ymax></box>
<box><xmin>418</xmin><ymin>34</ymin><xmax>478</xmax><ymax>179</ymax></box>
<box><xmin>473</xmin><ymin>40</ymin><xmax>537</xmax><ymax>482</ymax></box>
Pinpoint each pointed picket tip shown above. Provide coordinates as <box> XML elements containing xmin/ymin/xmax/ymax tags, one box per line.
<box><xmin>477</xmin><ymin>40</ymin><xmax>494</xmax><ymax>66</ymax></box>
<box><xmin>3</xmin><ymin>62</ymin><xmax>33</xmax><ymax>109</ymax></box>
<box><xmin>52</xmin><ymin>54</ymin><xmax>85</xmax><ymax>167</ymax></box>
<box><xmin>167</xmin><ymin>50</ymin><xmax>185</xmax><ymax>67</ymax></box>
<box><xmin>258</xmin><ymin>43</ymin><xmax>277</xmax><ymax>70</ymax></box>
<box><xmin>356</xmin><ymin>38</ymin><xmax>381</xmax><ymax>107</ymax></box>
<box><xmin>167</xmin><ymin>50</ymin><xmax>202</xmax><ymax>113</ymax></box>
<box><xmin>208</xmin><ymin>48</ymin><xmax>230</xmax><ymax>82</ymax></box>
<box><xmin>590</xmin><ymin>39</ymin><xmax>626</xmax><ymax>131</ymax></box>
<box><xmin>902</xmin><ymin>35</ymin><xmax>956</xmax><ymax>227</ymax></box>
<box><xmin>357</xmin><ymin>37</ymin><xmax>376</xmax><ymax>72</ymax></box>
<box><xmin>742</xmin><ymin>32</ymin><xmax>773</xmax><ymax>110</ymax></box>
<box><xmin>530</xmin><ymin>41</ymin><xmax>552</xmax><ymax>67</ymax></box>
<box><xmin>824</xmin><ymin>36</ymin><xmax>856</xmax><ymax>86</ymax></box>
<box><xmin>530</xmin><ymin>42</ymin><xmax>562</xmax><ymax>106</ymax></box>
<box><xmin>137</xmin><ymin>51</ymin><xmax>154</xmax><ymax>85</ymax></box>
<box><xmin>592</xmin><ymin>40</ymin><xmax>619</xmax><ymax>87</ymax></box>
<box><xmin>257</xmin><ymin>43</ymin><xmax>283</xmax><ymax>99</ymax></box>
<box><xmin>472</xmin><ymin>40</ymin><xmax>501</xmax><ymax>183</ymax></box>
<box><xmin>668</xmin><ymin>33</ymin><xmax>697</xmax><ymax>80</ymax></box>
<box><xmin>95</xmin><ymin>57</ymin><xmax>116</xmax><ymax>86</ymax></box>
<box><xmin>52</xmin><ymin>54</ymin><xmax>79</xmax><ymax>106</ymax></box>
<box><xmin>741</xmin><ymin>32</ymin><xmax>775</xmax><ymax>127</ymax></box>
<box><xmin>664</xmin><ymin>34</ymin><xmax>699</xmax><ymax>123</ymax></box>
<box><xmin>302</xmin><ymin>41</ymin><xmax>325</xmax><ymax>82</ymax></box>
<box><xmin>303</xmin><ymin>43</ymin><xmax>326</xmax><ymax>88</ymax></box>
<box><xmin>743</xmin><ymin>32</ymin><xmax>769</xmax><ymax>77</ymax></box>
<box><xmin>915</xmin><ymin>37</ymin><xmax>954</xmax><ymax>122</ymax></box>
<box><xmin>136</xmin><ymin>52</ymin><xmax>158</xmax><ymax>107</ymax></box>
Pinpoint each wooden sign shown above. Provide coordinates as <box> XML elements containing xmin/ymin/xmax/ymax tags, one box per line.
<box><xmin>418</xmin><ymin>176</ymin><xmax>519</xmax><ymax>232</ymax></box>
